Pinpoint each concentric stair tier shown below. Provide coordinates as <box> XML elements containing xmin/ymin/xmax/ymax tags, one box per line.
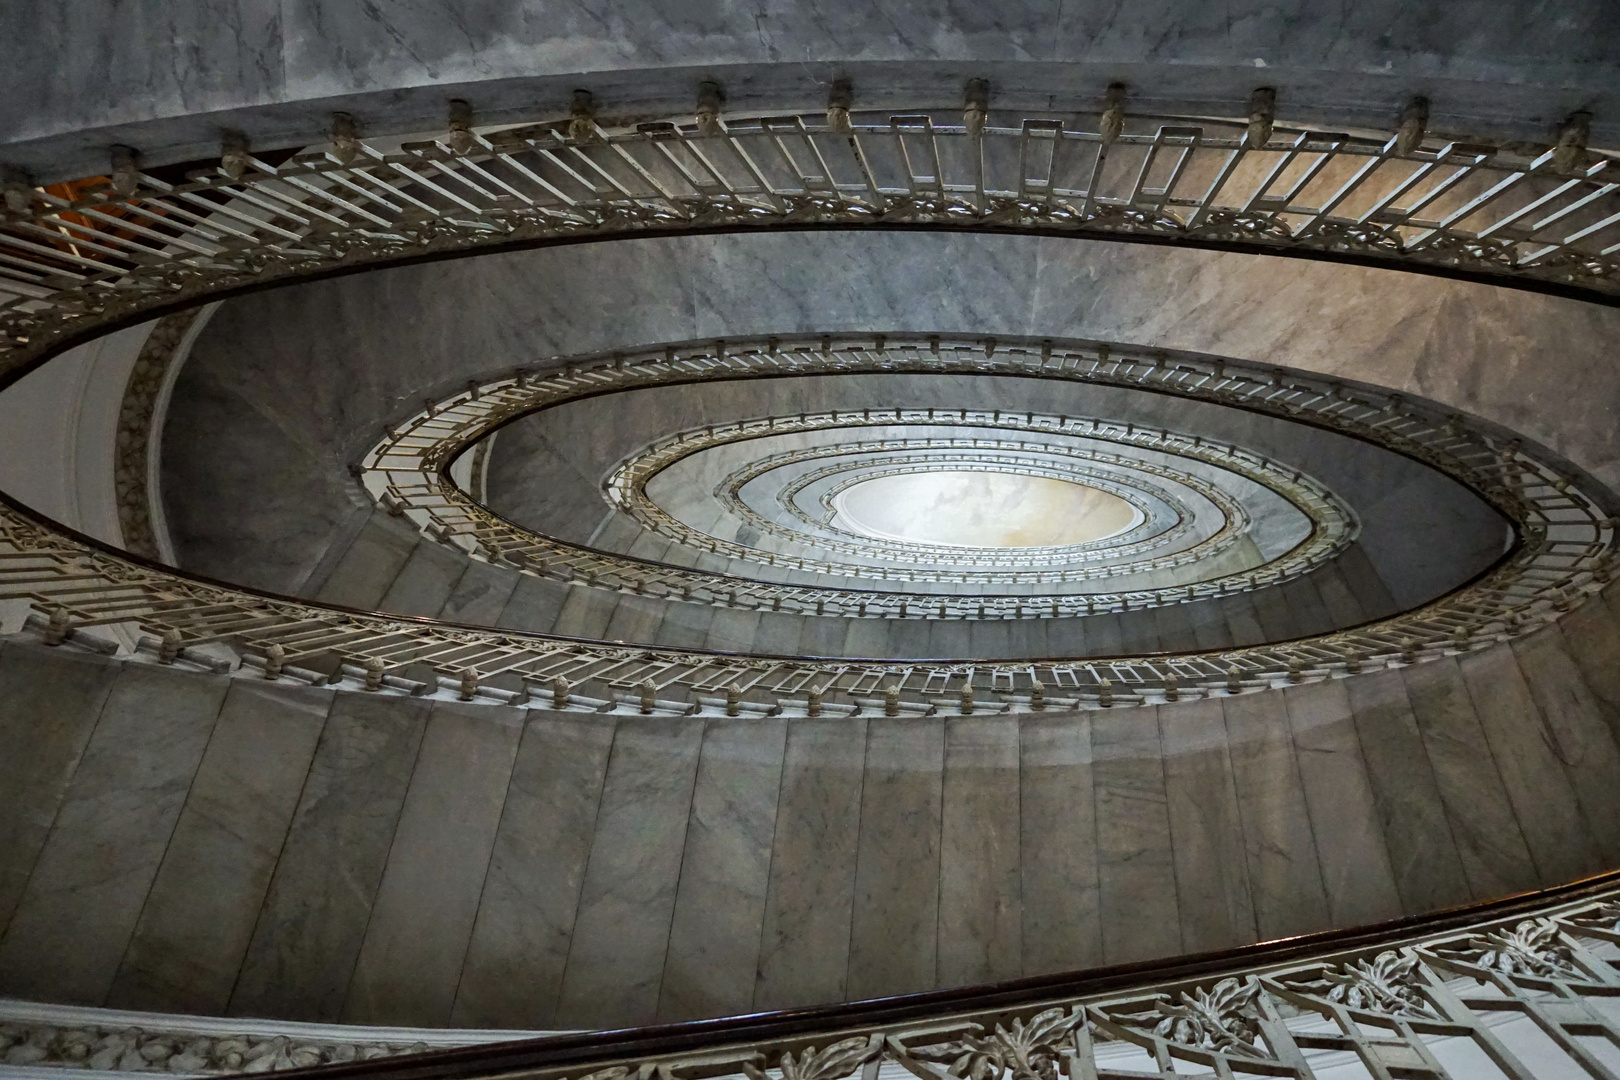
<box><xmin>3</xmin><ymin>581</ymin><xmax>1619</xmax><ymax>1030</ymax></box>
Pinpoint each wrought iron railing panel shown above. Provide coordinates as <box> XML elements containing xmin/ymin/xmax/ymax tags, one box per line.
<box><xmin>7</xmin><ymin>876</ymin><xmax>1611</xmax><ymax>1078</ymax></box>
<box><xmin>362</xmin><ymin>339</ymin><xmax>1355</xmax><ymax>612</ymax></box>
<box><xmin>0</xmin><ymin>329</ymin><xmax>1611</xmax><ymax>713</ymax></box>
<box><xmin>0</xmin><ymin>105</ymin><xmax>1616</xmax><ymax>711</ymax></box>
<box><xmin>2</xmin><ymin>108</ymin><xmax>1618</xmax><ymax>387</ymax></box>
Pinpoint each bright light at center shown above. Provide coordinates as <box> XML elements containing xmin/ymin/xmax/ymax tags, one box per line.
<box><xmin>834</xmin><ymin>470</ymin><xmax>1140</xmax><ymax>548</ymax></box>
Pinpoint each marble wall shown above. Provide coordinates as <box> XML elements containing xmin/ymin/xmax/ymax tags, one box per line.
<box><xmin>3</xmin><ymin>1</ymin><xmax>1616</xmax><ymax>184</ymax></box>
<box><xmin>3</xmin><ymin>577</ymin><xmax>1620</xmax><ymax>1027</ymax></box>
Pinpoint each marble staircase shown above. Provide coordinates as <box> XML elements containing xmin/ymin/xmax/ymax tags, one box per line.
<box><xmin>299</xmin><ymin>505</ymin><xmax>1401</xmax><ymax>659</ymax></box>
<box><xmin>3</xmin><ymin>579</ymin><xmax>1618</xmax><ymax>1031</ymax></box>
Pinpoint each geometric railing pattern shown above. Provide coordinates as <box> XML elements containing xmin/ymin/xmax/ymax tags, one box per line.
<box><xmin>0</xmin><ymin>104</ymin><xmax>1616</xmax><ymax>709</ymax></box>
<box><xmin>604</xmin><ymin>422</ymin><xmax>1282</xmax><ymax>584</ymax></box>
<box><xmin>3</xmin><ymin>873</ymin><xmax>1616</xmax><ymax>1078</ymax></box>
<box><xmin>367</xmin><ymin>369</ymin><xmax>1356</xmax><ymax>613</ymax></box>
<box><xmin>1</xmin><ymin>328</ymin><xmax>1610</xmax><ymax>712</ymax></box>
<box><xmin>2</xmin><ymin>105</ymin><xmax>1618</xmax><ymax>387</ymax></box>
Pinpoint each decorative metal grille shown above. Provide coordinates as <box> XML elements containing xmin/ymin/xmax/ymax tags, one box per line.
<box><xmin>1</xmin><ymin>329</ymin><xmax>1610</xmax><ymax>713</ymax></box>
<box><xmin>369</xmin><ymin>346</ymin><xmax>1354</xmax><ymax>611</ymax></box>
<box><xmin>7</xmin><ymin>876</ymin><xmax>1613</xmax><ymax>1078</ymax></box>
<box><xmin>2</xmin><ymin>104</ymin><xmax>1618</xmax><ymax>386</ymax></box>
<box><xmin>0</xmin><ymin>104</ymin><xmax>1617</xmax><ymax>712</ymax></box>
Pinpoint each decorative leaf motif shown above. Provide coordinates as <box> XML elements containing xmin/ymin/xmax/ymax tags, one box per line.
<box><xmin>1442</xmin><ymin>919</ymin><xmax>1580</xmax><ymax>979</ymax></box>
<box><xmin>1562</xmin><ymin>901</ymin><xmax>1620</xmax><ymax>935</ymax></box>
<box><xmin>1149</xmin><ymin>978</ymin><xmax>1266</xmax><ymax>1057</ymax></box>
<box><xmin>1281</xmin><ymin>951</ymin><xmax>1439</xmax><ymax>1017</ymax></box>
<box><xmin>909</xmin><ymin>1009</ymin><xmax>1082</xmax><ymax>1080</ymax></box>
<box><xmin>745</xmin><ymin>1037</ymin><xmax>878</xmax><ymax>1080</ymax></box>
<box><xmin>0</xmin><ymin>1023</ymin><xmax>429</xmax><ymax>1074</ymax></box>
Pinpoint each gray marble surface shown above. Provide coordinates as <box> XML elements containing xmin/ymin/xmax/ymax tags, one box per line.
<box><xmin>1399</xmin><ymin>660</ymin><xmax>1539</xmax><ymax>900</ymax></box>
<box><xmin>1157</xmin><ymin>699</ymin><xmax>1256</xmax><ymax>953</ymax></box>
<box><xmin>847</xmin><ymin>718</ymin><xmax>944</xmax><ymax>1001</ymax></box>
<box><xmin>1556</xmin><ymin>585</ymin><xmax>1620</xmax><ymax>753</ymax></box>
<box><xmin>1281</xmin><ymin>680</ymin><xmax>1403</xmax><ymax>929</ymax></box>
<box><xmin>345</xmin><ymin>703</ymin><xmax>523</xmax><ymax>1027</ymax></box>
<box><xmin>753</xmin><ymin>718</ymin><xmax>867</xmax><ymax>1012</ymax></box>
<box><xmin>1018</xmin><ymin>713</ymin><xmax>1102</xmax><ymax>974</ymax></box>
<box><xmin>107</xmin><ymin>680</ymin><xmax>332</xmax><ymax>1016</ymax></box>
<box><xmin>938</xmin><ymin>717</ymin><xmax>1022</xmax><ymax>988</ymax></box>
<box><xmin>4</xmin><ymin>624</ymin><xmax>1620</xmax><ymax>1029</ymax></box>
<box><xmin>658</xmin><ymin>718</ymin><xmax>787</xmax><ymax>1023</ymax></box>
<box><xmin>227</xmin><ymin>692</ymin><xmax>431</xmax><ymax>1022</ymax></box>
<box><xmin>553</xmin><ymin>717</ymin><xmax>704</xmax><ymax>1029</ymax></box>
<box><xmin>1220</xmin><ymin>691</ymin><xmax>1332</xmax><ymax>941</ymax></box>
<box><xmin>5</xmin><ymin>0</ymin><xmax>1618</xmax><ymax>196</ymax></box>
<box><xmin>1457</xmin><ymin>646</ymin><xmax>1605</xmax><ymax>888</ymax></box>
<box><xmin>1090</xmin><ymin>706</ymin><xmax>1181</xmax><ymax>964</ymax></box>
<box><xmin>0</xmin><ymin>644</ymin><xmax>120</xmax><ymax>936</ymax></box>
<box><xmin>1340</xmin><ymin>668</ymin><xmax>1473</xmax><ymax>914</ymax></box>
<box><xmin>452</xmin><ymin>713</ymin><xmax>615</xmax><ymax>1029</ymax></box>
<box><xmin>0</xmin><ymin>665</ymin><xmax>228</xmax><ymax>1005</ymax></box>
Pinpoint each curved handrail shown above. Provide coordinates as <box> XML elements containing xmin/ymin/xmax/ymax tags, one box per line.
<box><xmin>254</xmin><ymin>869</ymin><xmax>1620</xmax><ymax>1080</ymax></box>
<box><xmin>1</xmin><ymin>330</ymin><xmax>1613</xmax><ymax>712</ymax></box>
<box><xmin>0</xmin><ymin>108</ymin><xmax>1616</xmax><ymax>709</ymax></box>
<box><xmin>2</xmin><ymin>107</ymin><xmax>1618</xmax><ymax>392</ymax></box>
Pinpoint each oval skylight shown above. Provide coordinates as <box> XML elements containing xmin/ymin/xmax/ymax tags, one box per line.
<box><xmin>833</xmin><ymin>470</ymin><xmax>1141</xmax><ymax>548</ymax></box>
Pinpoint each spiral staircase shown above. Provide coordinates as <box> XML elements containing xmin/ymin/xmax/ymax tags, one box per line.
<box><xmin>2</xmin><ymin>5</ymin><xmax>1620</xmax><ymax>1079</ymax></box>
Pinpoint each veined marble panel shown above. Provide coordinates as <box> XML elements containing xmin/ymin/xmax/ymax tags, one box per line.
<box><xmin>1222</xmin><ymin>691</ymin><xmax>1331</xmax><ymax>940</ymax></box>
<box><xmin>554</xmin><ymin>717</ymin><xmax>704</xmax><ymax>1028</ymax></box>
<box><xmin>0</xmin><ymin>665</ymin><xmax>227</xmax><ymax>1005</ymax></box>
<box><xmin>1399</xmin><ymin>661</ymin><xmax>1539</xmax><ymax>900</ymax></box>
<box><xmin>754</xmin><ymin>718</ymin><xmax>867</xmax><ymax>1012</ymax></box>
<box><xmin>0</xmin><ymin>644</ymin><xmax>120</xmax><ymax>935</ymax></box>
<box><xmin>1091</xmin><ymin>707</ymin><xmax>1180</xmax><ymax>964</ymax></box>
<box><xmin>1157</xmin><ymin>698</ymin><xmax>1257</xmax><ymax>953</ymax></box>
<box><xmin>107</xmin><ymin>680</ymin><xmax>332</xmax><ymax>1015</ymax></box>
<box><xmin>848</xmin><ymin>719</ymin><xmax>944</xmax><ymax>1001</ymax></box>
<box><xmin>658</xmin><ymin>718</ymin><xmax>788</xmax><ymax>1022</ymax></box>
<box><xmin>228</xmin><ymin>694</ymin><xmax>431</xmax><ymax>1022</ymax></box>
<box><xmin>453</xmin><ymin>713</ymin><xmax>616</xmax><ymax>1029</ymax></box>
<box><xmin>938</xmin><ymin>716</ymin><xmax>1022</xmax><ymax>988</ymax></box>
<box><xmin>1282</xmin><ymin>680</ymin><xmax>1402</xmax><ymax>928</ymax></box>
<box><xmin>345</xmin><ymin>703</ymin><xmax>524</xmax><ymax>1026</ymax></box>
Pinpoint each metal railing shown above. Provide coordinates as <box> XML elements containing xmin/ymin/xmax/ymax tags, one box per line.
<box><xmin>9</xmin><ymin>872</ymin><xmax>1606</xmax><ymax>1080</ymax></box>
<box><xmin>362</xmin><ymin>336</ymin><xmax>1357</xmax><ymax>616</ymax></box>
<box><xmin>2</xmin><ymin>105</ymin><xmax>1618</xmax><ymax>386</ymax></box>
<box><xmin>0</xmin><ymin>105</ymin><xmax>1616</xmax><ymax>709</ymax></box>
<box><xmin>0</xmin><ymin>328</ymin><xmax>1611</xmax><ymax>712</ymax></box>
<box><xmin>3</xmin><ymin>874</ymin><xmax>1617</xmax><ymax>1079</ymax></box>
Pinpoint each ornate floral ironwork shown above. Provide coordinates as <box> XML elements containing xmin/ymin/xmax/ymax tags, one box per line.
<box><xmin>1147</xmin><ymin>978</ymin><xmax>1267</xmax><ymax>1057</ymax></box>
<box><xmin>904</xmin><ymin>1008</ymin><xmax>1083</xmax><ymax>1080</ymax></box>
<box><xmin>1434</xmin><ymin>919</ymin><xmax>1583</xmax><ymax>980</ymax></box>
<box><xmin>7</xmin><ymin>880</ymin><xmax>1620</xmax><ymax>1077</ymax></box>
<box><xmin>1277</xmin><ymin>950</ymin><xmax>1440</xmax><ymax>1018</ymax></box>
